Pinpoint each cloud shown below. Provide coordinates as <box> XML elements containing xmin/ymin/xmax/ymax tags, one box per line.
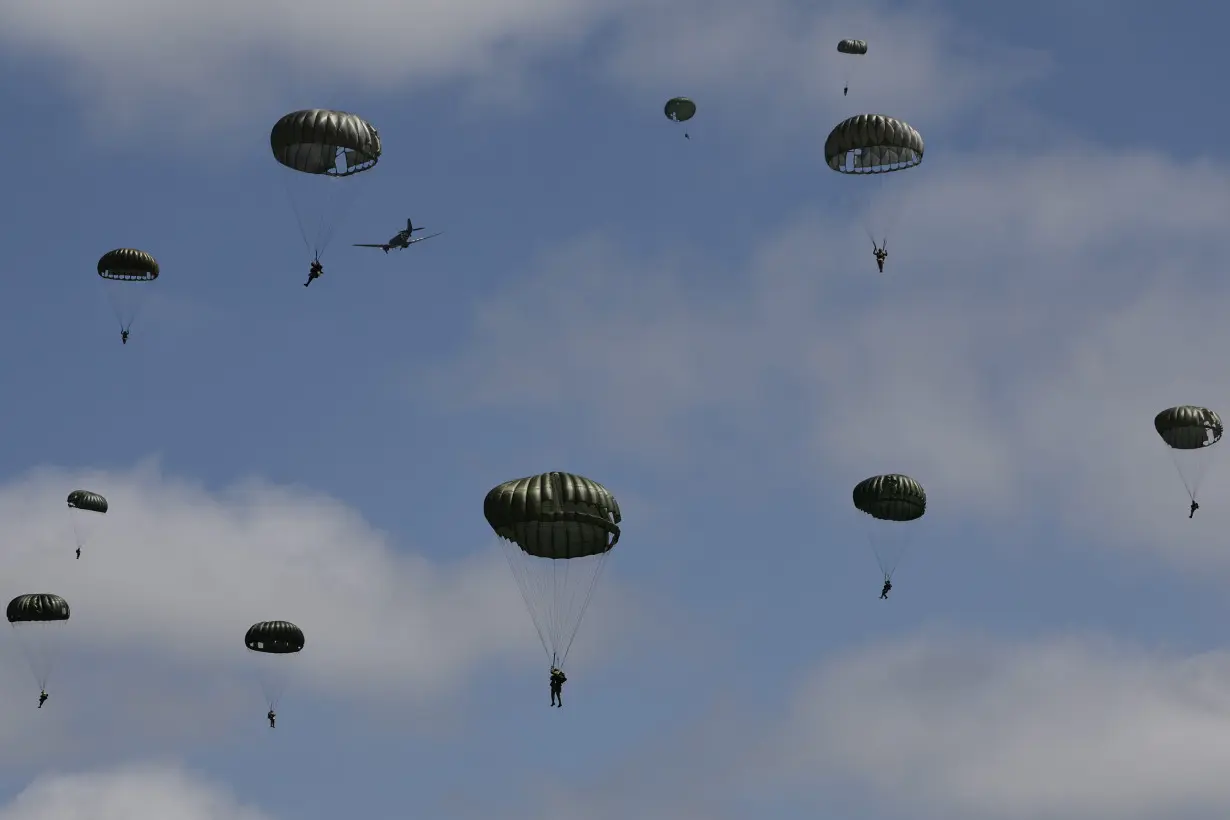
<box><xmin>0</xmin><ymin>0</ymin><xmax>1047</xmax><ymax>143</ymax></box>
<box><xmin>772</xmin><ymin>630</ymin><xmax>1230</xmax><ymax>820</ymax></box>
<box><xmin>424</xmin><ymin>142</ymin><xmax>1230</xmax><ymax>567</ymax></box>
<box><xmin>596</xmin><ymin>0</ymin><xmax>1050</xmax><ymax>141</ymax></box>
<box><xmin>0</xmin><ymin>459</ymin><xmax>533</xmax><ymax>697</ymax></box>
<box><xmin>0</xmin><ymin>762</ymin><xmax>275</xmax><ymax>820</ymax></box>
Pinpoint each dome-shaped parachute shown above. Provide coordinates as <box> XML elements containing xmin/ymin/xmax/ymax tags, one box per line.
<box><xmin>825</xmin><ymin>115</ymin><xmax>925</xmax><ymax>250</ymax></box>
<box><xmin>66</xmin><ymin>489</ymin><xmax>108</xmax><ymax>557</ymax></box>
<box><xmin>837</xmin><ymin>39</ymin><xmax>868</xmax><ymax>54</ymax></box>
<box><xmin>96</xmin><ymin>249</ymin><xmax>159</xmax><ymax>334</ymax></box>
<box><xmin>7</xmin><ymin>594</ymin><xmax>70</xmax><ymax>624</ymax></box>
<box><xmin>270</xmin><ymin>109</ymin><xmax>381</xmax><ymax>262</ymax></box>
<box><xmin>245</xmin><ymin>620</ymin><xmax>304</xmax><ymax>710</ymax></box>
<box><xmin>245</xmin><ymin>620</ymin><xmax>306</xmax><ymax>654</ymax></box>
<box><xmin>825</xmin><ymin>114</ymin><xmax>924</xmax><ymax>174</ymax></box>
<box><xmin>485</xmin><ymin>472</ymin><xmax>621</xmax><ymax>667</ymax></box>
<box><xmin>1154</xmin><ymin>405</ymin><xmax>1223</xmax><ymax>504</ymax></box>
<box><xmin>852</xmin><ymin>474</ymin><xmax>926</xmax><ymax>580</ymax></box>
<box><xmin>66</xmin><ymin>490</ymin><xmax>108</xmax><ymax>514</ymax></box>
<box><xmin>270</xmin><ymin>109</ymin><xmax>381</xmax><ymax>177</ymax></box>
<box><xmin>97</xmin><ymin>249</ymin><xmax>159</xmax><ymax>282</ymax></box>
<box><xmin>7</xmin><ymin>594</ymin><xmax>70</xmax><ymax>691</ymax></box>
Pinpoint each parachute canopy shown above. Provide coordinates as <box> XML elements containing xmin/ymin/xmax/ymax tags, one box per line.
<box><xmin>825</xmin><ymin>114</ymin><xmax>924</xmax><ymax>174</ymax></box>
<box><xmin>7</xmin><ymin>594</ymin><xmax>70</xmax><ymax>623</ymax></box>
<box><xmin>97</xmin><ymin>249</ymin><xmax>158</xmax><ymax>282</ymax></box>
<box><xmin>66</xmin><ymin>490</ymin><xmax>108</xmax><ymax>514</ymax></box>
<box><xmin>485</xmin><ymin>472</ymin><xmax>621</xmax><ymax>668</ymax></box>
<box><xmin>245</xmin><ymin>621</ymin><xmax>305</xmax><ymax>654</ymax></box>
<box><xmin>853</xmin><ymin>474</ymin><xmax>926</xmax><ymax>521</ymax></box>
<box><xmin>1155</xmin><ymin>406</ymin><xmax>1223</xmax><ymax>450</ymax></box>
<box><xmin>270</xmin><ymin>109</ymin><xmax>381</xmax><ymax>177</ymax></box>
<box><xmin>664</xmin><ymin>97</ymin><xmax>697</xmax><ymax>124</ymax></box>
<box><xmin>837</xmin><ymin>39</ymin><xmax>868</xmax><ymax>54</ymax></box>
<box><xmin>485</xmin><ymin>472</ymin><xmax>621</xmax><ymax>558</ymax></box>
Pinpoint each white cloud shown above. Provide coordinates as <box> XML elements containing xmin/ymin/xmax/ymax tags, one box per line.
<box><xmin>772</xmin><ymin>630</ymin><xmax>1230</xmax><ymax>820</ymax></box>
<box><xmin>0</xmin><ymin>0</ymin><xmax>1047</xmax><ymax>144</ymax></box>
<box><xmin>424</xmin><ymin>143</ymin><xmax>1230</xmax><ymax>567</ymax></box>
<box><xmin>0</xmin><ymin>459</ymin><xmax>645</xmax><ymax>744</ymax></box>
<box><xmin>0</xmin><ymin>762</ymin><xmax>275</xmax><ymax>820</ymax></box>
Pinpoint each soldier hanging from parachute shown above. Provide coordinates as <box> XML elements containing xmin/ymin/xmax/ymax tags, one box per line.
<box><xmin>96</xmin><ymin>249</ymin><xmax>159</xmax><ymax>344</ymax></box>
<box><xmin>484</xmin><ymin>471</ymin><xmax>622</xmax><ymax>707</ymax></box>
<box><xmin>824</xmin><ymin>115</ymin><xmax>924</xmax><ymax>273</ymax></box>
<box><xmin>837</xmin><ymin>39</ymin><xmax>868</xmax><ymax>97</ymax></box>
<box><xmin>270</xmin><ymin>109</ymin><xmax>382</xmax><ymax>289</ymax></box>
<box><xmin>1154</xmin><ymin>405</ymin><xmax>1223</xmax><ymax>518</ymax></box>
<box><xmin>853</xmin><ymin>474</ymin><xmax>926</xmax><ymax>598</ymax></box>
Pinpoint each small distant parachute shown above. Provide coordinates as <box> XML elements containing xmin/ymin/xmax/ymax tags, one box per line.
<box><xmin>852</xmin><ymin>474</ymin><xmax>926</xmax><ymax>580</ymax></box>
<box><xmin>97</xmin><ymin>249</ymin><xmax>159</xmax><ymax>335</ymax></box>
<box><xmin>825</xmin><ymin>114</ymin><xmax>924</xmax><ymax>250</ymax></box>
<box><xmin>664</xmin><ymin>97</ymin><xmax>696</xmax><ymax>139</ymax></box>
<box><xmin>485</xmin><ymin>472</ymin><xmax>621</xmax><ymax>669</ymax></box>
<box><xmin>1154</xmin><ymin>405</ymin><xmax>1223</xmax><ymax>506</ymax></box>
<box><xmin>66</xmin><ymin>490</ymin><xmax>108</xmax><ymax>557</ymax></box>
<box><xmin>245</xmin><ymin>620</ymin><xmax>305</xmax><ymax>710</ymax></box>
<box><xmin>837</xmin><ymin>39</ymin><xmax>868</xmax><ymax>95</ymax></box>
<box><xmin>7</xmin><ymin>594</ymin><xmax>71</xmax><ymax>691</ymax></box>
<box><xmin>270</xmin><ymin>109</ymin><xmax>382</xmax><ymax>263</ymax></box>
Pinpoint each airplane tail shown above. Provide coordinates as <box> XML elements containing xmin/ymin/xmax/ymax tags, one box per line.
<box><xmin>407</xmin><ymin>219</ymin><xmax>423</xmax><ymax>233</ymax></box>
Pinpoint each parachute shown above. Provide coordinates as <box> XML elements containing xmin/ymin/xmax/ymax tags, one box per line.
<box><xmin>664</xmin><ymin>97</ymin><xmax>696</xmax><ymax>139</ymax></box>
<box><xmin>484</xmin><ymin>472</ymin><xmax>621</xmax><ymax>668</ymax></box>
<box><xmin>97</xmin><ymin>249</ymin><xmax>158</xmax><ymax>335</ymax></box>
<box><xmin>1154</xmin><ymin>405</ymin><xmax>1223</xmax><ymax>504</ymax></box>
<box><xmin>825</xmin><ymin>114</ymin><xmax>924</xmax><ymax>251</ymax></box>
<box><xmin>836</xmin><ymin>39</ymin><xmax>868</xmax><ymax>95</ymax></box>
<box><xmin>66</xmin><ymin>489</ymin><xmax>108</xmax><ymax>557</ymax></box>
<box><xmin>852</xmin><ymin>474</ymin><xmax>926</xmax><ymax>580</ymax></box>
<box><xmin>270</xmin><ymin>109</ymin><xmax>382</xmax><ymax>263</ymax></box>
<box><xmin>245</xmin><ymin>620</ymin><xmax>305</xmax><ymax>711</ymax></box>
<box><xmin>7</xmin><ymin>594</ymin><xmax>71</xmax><ymax>690</ymax></box>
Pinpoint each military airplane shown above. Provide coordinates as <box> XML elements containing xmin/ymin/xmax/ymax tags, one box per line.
<box><xmin>353</xmin><ymin>219</ymin><xmax>443</xmax><ymax>254</ymax></box>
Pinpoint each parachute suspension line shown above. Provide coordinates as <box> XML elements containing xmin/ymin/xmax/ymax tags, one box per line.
<box><xmin>498</xmin><ymin>541</ymin><xmax>554</xmax><ymax>661</ymax></box>
<box><xmin>1168</xmin><ymin>452</ymin><xmax>1196</xmax><ymax>501</ymax></box>
<box><xmin>556</xmin><ymin>549</ymin><xmax>610</xmax><ymax>667</ymax></box>
<box><xmin>313</xmin><ymin>177</ymin><xmax>362</xmax><ymax>257</ymax></box>
<box><xmin>279</xmin><ymin>175</ymin><xmax>315</xmax><ymax>255</ymax></box>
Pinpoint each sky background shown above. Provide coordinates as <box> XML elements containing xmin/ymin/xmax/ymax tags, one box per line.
<box><xmin>0</xmin><ymin>0</ymin><xmax>1229</xmax><ymax>818</ymax></box>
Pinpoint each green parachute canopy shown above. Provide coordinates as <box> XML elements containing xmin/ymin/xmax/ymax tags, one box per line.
<box><xmin>485</xmin><ymin>472</ymin><xmax>621</xmax><ymax>668</ymax></box>
<box><xmin>67</xmin><ymin>490</ymin><xmax>108</xmax><ymax>514</ymax></box>
<box><xmin>7</xmin><ymin>594</ymin><xmax>70</xmax><ymax>623</ymax></box>
<box><xmin>837</xmin><ymin>39</ymin><xmax>868</xmax><ymax>54</ymax></box>
<box><xmin>852</xmin><ymin>474</ymin><xmax>926</xmax><ymax>580</ymax></box>
<box><xmin>245</xmin><ymin>620</ymin><xmax>305</xmax><ymax>654</ymax></box>
<box><xmin>825</xmin><ymin>114</ymin><xmax>924</xmax><ymax>174</ymax></box>
<box><xmin>269</xmin><ymin>109</ymin><xmax>382</xmax><ymax>261</ymax></box>
<box><xmin>1155</xmin><ymin>405</ymin><xmax>1223</xmax><ymax>502</ymax></box>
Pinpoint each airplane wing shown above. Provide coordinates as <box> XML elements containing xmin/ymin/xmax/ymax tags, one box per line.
<box><xmin>352</xmin><ymin>243</ymin><xmax>390</xmax><ymax>249</ymax></box>
<box><xmin>408</xmin><ymin>232</ymin><xmax>443</xmax><ymax>245</ymax></box>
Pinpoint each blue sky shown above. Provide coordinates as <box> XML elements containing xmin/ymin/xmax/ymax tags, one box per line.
<box><xmin>1</xmin><ymin>0</ymin><xmax>1230</xmax><ymax>818</ymax></box>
